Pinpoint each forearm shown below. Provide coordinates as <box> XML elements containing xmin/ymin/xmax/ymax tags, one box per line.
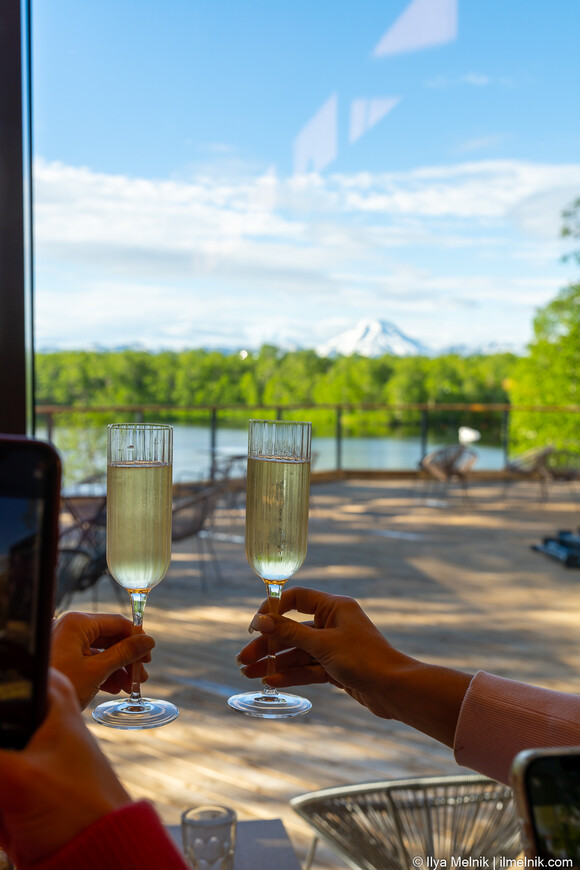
<box><xmin>372</xmin><ymin>654</ymin><xmax>473</xmax><ymax>748</ymax></box>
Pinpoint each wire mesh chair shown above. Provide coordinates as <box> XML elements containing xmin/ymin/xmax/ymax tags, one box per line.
<box><xmin>541</xmin><ymin>449</ymin><xmax>580</xmax><ymax>503</ymax></box>
<box><xmin>56</xmin><ymin>546</ymin><xmax>110</xmax><ymax>612</ymax></box>
<box><xmin>418</xmin><ymin>445</ymin><xmax>478</xmax><ymax>501</ymax></box>
<box><xmin>502</xmin><ymin>446</ymin><xmax>554</xmax><ymax>499</ymax></box>
<box><xmin>171</xmin><ymin>483</ymin><xmax>225</xmax><ymax>591</ymax></box>
<box><xmin>60</xmin><ymin>491</ymin><xmax>107</xmax><ymax>549</ymax></box>
<box><xmin>57</xmin><ymin>498</ymin><xmax>126</xmax><ymax>612</ymax></box>
<box><xmin>290</xmin><ymin>774</ymin><xmax>522</xmax><ymax>870</ymax></box>
<box><xmin>213</xmin><ymin>453</ymin><xmax>247</xmax><ymax>514</ymax></box>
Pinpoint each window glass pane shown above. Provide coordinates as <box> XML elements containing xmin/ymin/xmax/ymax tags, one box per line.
<box><xmin>31</xmin><ymin>0</ymin><xmax>580</xmax><ymax>358</ymax></box>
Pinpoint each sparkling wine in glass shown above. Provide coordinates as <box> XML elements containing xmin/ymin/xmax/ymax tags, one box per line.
<box><xmin>228</xmin><ymin>419</ymin><xmax>312</xmax><ymax>718</ymax></box>
<box><xmin>92</xmin><ymin>423</ymin><xmax>178</xmax><ymax>729</ymax></box>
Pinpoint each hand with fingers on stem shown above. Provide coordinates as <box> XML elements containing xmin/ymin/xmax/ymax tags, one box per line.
<box><xmin>51</xmin><ymin>611</ymin><xmax>155</xmax><ymax>710</ymax></box>
<box><xmin>237</xmin><ymin>586</ymin><xmax>472</xmax><ymax>748</ymax></box>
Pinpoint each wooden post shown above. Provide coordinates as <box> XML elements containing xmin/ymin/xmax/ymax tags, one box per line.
<box><xmin>420</xmin><ymin>409</ymin><xmax>428</xmax><ymax>460</ymax></box>
<box><xmin>210</xmin><ymin>408</ymin><xmax>218</xmax><ymax>480</ymax></box>
<box><xmin>336</xmin><ymin>406</ymin><xmax>343</xmax><ymax>471</ymax></box>
<box><xmin>502</xmin><ymin>408</ymin><xmax>510</xmax><ymax>465</ymax></box>
<box><xmin>45</xmin><ymin>411</ymin><xmax>54</xmax><ymax>444</ymax></box>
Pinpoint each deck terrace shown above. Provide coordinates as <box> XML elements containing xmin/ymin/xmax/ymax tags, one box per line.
<box><xmin>67</xmin><ymin>476</ymin><xmax>580</xmax><ymax>868</ymax></box>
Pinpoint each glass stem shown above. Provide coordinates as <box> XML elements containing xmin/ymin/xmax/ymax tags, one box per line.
<box><xmin>129</xmin><ymin>591</ymin><xmax>148</xmax><ymax>704</ymax></box>
<box><xmin>264</xmin><ymin>584</ymin><xmax>283</xmax><ymax>695</ymax></box>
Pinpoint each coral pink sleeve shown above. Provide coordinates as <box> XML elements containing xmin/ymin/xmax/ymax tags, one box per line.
<box><xmin>22</xmin><ymin>801</ymin><xmax>187</xmax><ymax>870</ymax></box>
<box><xmin>453</xmin><ymin>671</ymin><xmax>580</xmax><ymax>784</ymax></box>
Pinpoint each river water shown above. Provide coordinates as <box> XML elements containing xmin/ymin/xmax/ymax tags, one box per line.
<box><xmin>172</xmin><ymin>428</ymin><xmax>504</xmax><ymax>479</ymax></box>
<box><xmin>37</xmin><ymin>423</ymin><xmax>505</xmax><ymax>484</ymax></box>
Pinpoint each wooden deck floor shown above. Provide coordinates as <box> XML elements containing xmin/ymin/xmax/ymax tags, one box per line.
<box><xmin>67</xmin><ymin>476</ymin><xmax>580</xmax><ymax>868</ymax></box>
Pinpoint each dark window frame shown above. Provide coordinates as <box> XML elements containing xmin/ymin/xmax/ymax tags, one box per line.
<box><xmin>0</xmin><ymin>0</ymin><xmax>34</xmax><ymax>435</ymax></box>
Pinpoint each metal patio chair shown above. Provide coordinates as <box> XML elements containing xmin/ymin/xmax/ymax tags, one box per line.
<box><xmin>290</xmin><ymin>774</ymin><xmax>521</xmax><ymax>870</ymax></box>
<box><xmin>502</xmin><ymin>446</ymin><xmax>554</xmax><ymax>499</ymax></box>
<box><xmin>505</xmin><ymin>447</ymin><xmax>580</xmax><ymax>502</ymax></box>
<box><xmin>57</xmin><ymin>492</ymin><xmax>126</xmax><ymax>612</ymax></box>
<box><xmin>213</xmin><ymin>453</ymin><xmax>247</xmax><ymax>514</ymax></box>
<box><xmin>418</xmin><ymin>444</ymin><xmax>478</xmax><ymax>500</ymax></box>
<box><xmin>171</xmin><ymin>483</ymin><xmax>225</xmax><ymax>590</ymax></box>
<box><xmin>541</xmin><ymin>448</ymin><xmax>580</xmax><ymax>502</ymax></box>
<box><xmin>56</xmin><ymin>546</ymin><xmax>110</xmax><ymax>612</ymax></box>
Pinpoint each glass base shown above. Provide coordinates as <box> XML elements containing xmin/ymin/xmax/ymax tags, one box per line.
<box><xmin>227</xmin><ymin>689</ymin><xmax>312</xmax><ymax>719</ymax></box>
<box><xmin>92</xmin><ymin>697</ymin><xmax>179</xmax><ymax>730</ymax></box>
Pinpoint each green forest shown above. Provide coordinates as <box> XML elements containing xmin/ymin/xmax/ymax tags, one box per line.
<box><xmin>35</xmin><ymin>278</ymin><xmax>580</xmax><ymax>453</ymax></box>
<box><xmin>32</xmin><ymin>200</ymin><xmax>580</xmax><ymax>479</ymax></box>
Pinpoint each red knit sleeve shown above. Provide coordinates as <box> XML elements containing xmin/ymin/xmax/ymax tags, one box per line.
<box><xmin>21</xmin><ymin>801</ymin><xmax>188</xmax><ymax>870</ymax></box>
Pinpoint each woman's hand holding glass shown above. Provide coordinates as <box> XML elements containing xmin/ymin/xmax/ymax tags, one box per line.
<box><xmin>237</xmin><ymin>587</ymin><xmax>399</xmax><ymax>718</ymax></box>
<box><xmin>51</xmin><ymin>612</ymin><xmax>155</xmax><ymax>710</ymax></box>
<box><xmin>237</xmin><ymin>586</ymin><xmax>472</xmax><ymax>747</ymax></box>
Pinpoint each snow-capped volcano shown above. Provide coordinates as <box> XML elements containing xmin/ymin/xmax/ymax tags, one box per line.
<box><xmin>316</xmin><ymin>319</ymin><xmax>430</xmax><ymax>358</ymax></box>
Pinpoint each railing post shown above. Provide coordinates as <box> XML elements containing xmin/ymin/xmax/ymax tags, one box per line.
<box><xmin>420</xmin><ymin>409</ymin><xmax>428</xmax><ymax>460</ymax></box>
<box><xmin>210</xmin><ymin>407</ymin><xmax>218</xmax><ymax>480</ymax></box>
<box><xmin>502</xmin><ymin>408</ymin><xmax>510</xmax><ymax>465</ymax></box>
<box><xmin>336</xmin><ymin>405</ymin><xmax>342</xmax><ymax>471</ymax></box>
<box><xmin>276</xmin><ymin>407</ymin><xmax>282</xmax><ymax>421</ymax></box>
<box><xmin>45</xmin><ymin>410</ymin><xmax>54</xmax><ymax>444</ymax></box>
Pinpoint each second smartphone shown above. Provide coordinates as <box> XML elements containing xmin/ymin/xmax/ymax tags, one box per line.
<box><xmin>0</xmin><ymin>435</ymin><xmax>61</xmax><ymax>749</ymax></box>
<box><xmin>512</xmin><ymin>746</ymin><xmax>580</xmax><ymax>868</ymax></box>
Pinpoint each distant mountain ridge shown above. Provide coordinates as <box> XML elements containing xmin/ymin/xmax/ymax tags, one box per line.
<box><xmin>316</xmin><ymin>319</ymin><xmax>430</xmax><ymax>358</ymax></box>
<box><xmin>444</xmin><ymin>340</ymin><xmax>523</xmax><ymax>357</ymax></box>
<box><xmin>37</xmin><ymin>320</ymin><xmax>524</xmax><ymax>357</ymax></box>
<box><xmin>313</xmin><ymin>319</ymin><xmax>523</xmax><ymax>358</ymax></box>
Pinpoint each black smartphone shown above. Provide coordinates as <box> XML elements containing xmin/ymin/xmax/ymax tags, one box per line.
<box><xmin>0</xmin><ymin>435</ymin><xmax>61</xmax><ymax>749</ymax></box>
<box><xmin>512</xmin><ymin>746</ymin><xmax>580</xmax><ymax>868</ymax></box>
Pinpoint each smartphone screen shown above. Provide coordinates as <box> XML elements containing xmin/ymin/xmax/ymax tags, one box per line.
<box><xmin>514</xmin><ymin>748</ymin><xmax>580</xmax><ymax>867</ymax></box>
<box><xmin>0</xmin><ymin>437</ymin><xmax>61</xmax><ymax>748</ymax></box>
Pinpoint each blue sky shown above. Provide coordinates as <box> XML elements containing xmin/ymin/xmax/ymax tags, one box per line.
<box><xmin>31</xmin><ymin>0</ymin><xmax>580</xmax><ymax>354</ymax></box>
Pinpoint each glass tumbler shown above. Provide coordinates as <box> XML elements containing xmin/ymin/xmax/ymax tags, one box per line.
<box><xmin>181</xmin><ymin>805</ymin><xmax>237</xmax><ymax>870</ymax></box>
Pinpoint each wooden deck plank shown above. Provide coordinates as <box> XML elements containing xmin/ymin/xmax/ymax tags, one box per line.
<box><xmin>61</xmin><ymin>477</ymin><xmax>580</xmax><ymax>868</ymax></box>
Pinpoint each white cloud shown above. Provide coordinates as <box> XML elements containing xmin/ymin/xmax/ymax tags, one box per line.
<box><xmin>33</xmin><ymin>156</ymin><xmax>580</xmax><ymax>353</ymax></box>
<box><xmin>426</xmin><ymin>73</ymin><xmax>515</xmax><ymax>90</ymax></box>
<box><xmin>462</xmin><ymin>73</ymin><xmax>491</xmax><ymax>87</ymax></box>
<box><xmin>454</xmin><ymin>135</ymin><xmax>505</xmax><ymax>155</ymax></box>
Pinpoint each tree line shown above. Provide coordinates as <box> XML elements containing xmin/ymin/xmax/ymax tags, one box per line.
<box><xmin>33</xmin><ymin>344</ymin><xmax>514</xmax><ymax>446</ymax></box>
<box><xmin>35</xmin><ymin>280</ymin><xmax>580</xmax><ymax>455</ymax></box>
<box><xmin>35</xmin><ymin>197</ymin><xmax>580</xmax><ymax>454</ymax></box>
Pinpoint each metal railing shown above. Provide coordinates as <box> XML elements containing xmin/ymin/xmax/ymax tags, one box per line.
<box><xmin>35</xmin><ymin>401</ymin><xmax>580</xmax><ymax>478</ymax></box>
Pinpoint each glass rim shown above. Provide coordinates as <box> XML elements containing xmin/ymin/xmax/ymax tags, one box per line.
<box><xmin>107</xmin><ymin>423</ymin><xmax>173</xmax><ymax>430</ymax></box>
<box><xmin>248</xmin><ymin>418</ymin><xmax>311</xmax><ymax>427</ymax></box>
<box><xmin>181</xmin><ymin>804</ymin><xmax>237</xmax><ymax>824</ymax></box>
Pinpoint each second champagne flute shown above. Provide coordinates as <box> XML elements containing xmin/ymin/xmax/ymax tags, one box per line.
<box><xmin>92</xmin><ymin>423</ymin><xmax>178</xmax><ymax>729</ymax></box>
<box><xmin>228</xmin><ymin>419</ymin><xmax>312</xmax><ymax>718</ymax></box>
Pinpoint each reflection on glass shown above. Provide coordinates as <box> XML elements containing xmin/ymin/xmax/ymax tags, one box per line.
<box><xmin>0</xmin><ymin>497</ymin><xmax>42</xmax><ymax>739</ymax></box>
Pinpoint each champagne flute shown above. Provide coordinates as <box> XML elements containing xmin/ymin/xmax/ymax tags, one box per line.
<box><xmin>228</xmin><ymin>419</ymin><xmax>312</xmax><ymax>718</ymax></box>
<box><xmin>92</xmin><ymin>423</ymin><xmax>178</xmax><ymax>729</ymax></box>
